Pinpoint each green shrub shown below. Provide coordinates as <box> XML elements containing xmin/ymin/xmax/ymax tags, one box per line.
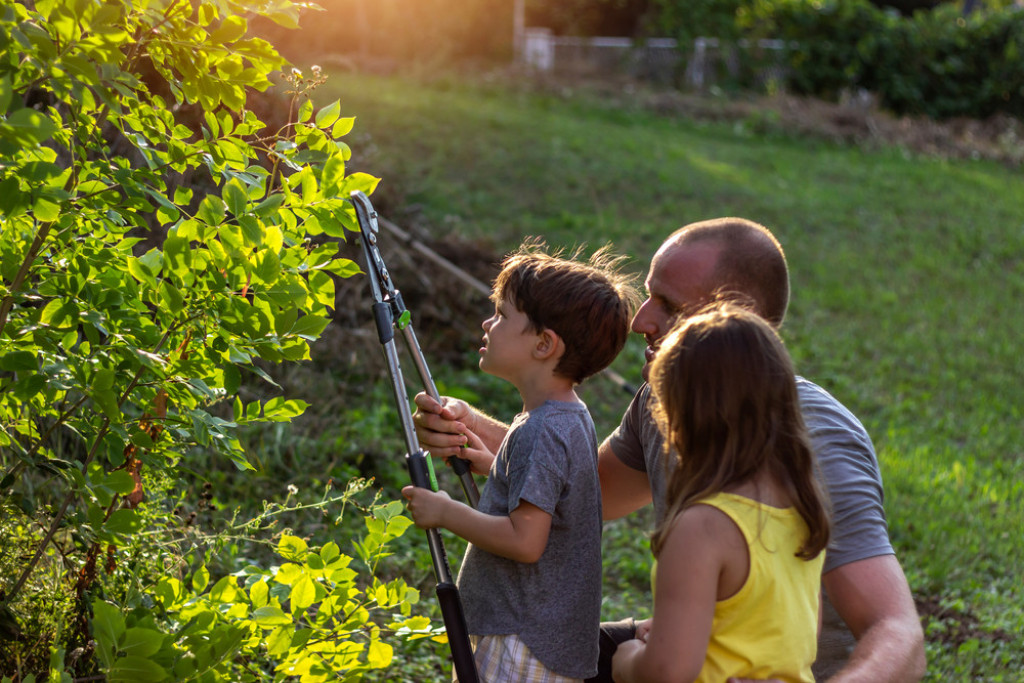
<box><xmin>0</xmin><ymin>0</ymin><xmax>425</xmax><ymax>679</ymax></box>
<box><xmin>746</xmin><ymin>0</ymin><xmax>1024</xmax><ymax>119</ymax></box>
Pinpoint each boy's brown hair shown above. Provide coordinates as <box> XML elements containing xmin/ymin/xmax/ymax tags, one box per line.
<box><xmin>492</xmin><ymin>241</ymin><xmax>639</xmax><ymax>384</ymax></box>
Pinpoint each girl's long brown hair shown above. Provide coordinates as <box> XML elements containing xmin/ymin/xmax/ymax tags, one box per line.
<box><xmin>649</xmin><ymin>301</ymin><xmax>830</xmax><ymax>560</ymax></box>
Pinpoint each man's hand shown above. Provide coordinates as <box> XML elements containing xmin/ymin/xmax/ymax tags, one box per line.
<box><xmin>412</xmin><ymin>392</ymin><xmax>470</xmax><ymax>459</ymax></box>
<box><xmin>413</xmin><ymin>391</ymin><xmax>511</xmax><ymax>461</ymax></box>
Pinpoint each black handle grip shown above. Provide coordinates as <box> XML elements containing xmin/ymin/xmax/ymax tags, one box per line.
<box><xmin>450</xmin><ymin>455</ymin><xmax>472</xmax><ymax>476</ymax></box>
<box><xmin>437</xmin><ymin>582</ymin><xmax>479</xmax><ymax>683</ymax></box>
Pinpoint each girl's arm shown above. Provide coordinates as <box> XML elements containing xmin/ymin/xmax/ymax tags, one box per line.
<box><xmin>402</xmin><ymin>486</ymin><xmax>551</xmax><ymax>563</ymax></box>
<box><xmin>612</xmin><ymin>505</ymin><xmax>743</xmax><ymax>683</ymax></box>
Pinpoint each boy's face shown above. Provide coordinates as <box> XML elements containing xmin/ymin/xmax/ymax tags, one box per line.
<box><xmin>479</xmin><ymin>297</ymin><xmax>538</xmax><ymax>385</ymax></box>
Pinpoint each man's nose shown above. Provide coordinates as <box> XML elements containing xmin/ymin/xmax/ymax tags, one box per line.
<box><xmin>631</xmin><ymin>300</ymin><xmax>655</xmax><ymax>335</ymax></box>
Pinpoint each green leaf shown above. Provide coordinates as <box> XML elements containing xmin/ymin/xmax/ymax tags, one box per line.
<box><xmin>320</xmin><ymin>542</ymin><xmax>341</xmax><ymax>564</ymax></box>
<box><xmin>264</xmin><ymin>626</ymin><xmax>291</xmax><ymax>657</ymax></box>
<box><xmin>289</xmin><ymin>574</ymin><xmax>315</xmax><ymax>612</ymax></box>
<box><xmin>224</xmin><ymin>179</ymin><xmax>248</xmax><ymax>216</ymax></box>
<box><xmin>197</xmin><ymin>195</ymin><xmax>227</xmax><ymax>226</ymax></box>
<box><xmin>0</xmin><ymin>350</ymin><xmax>37</xmax><ymax>371</ymax></box>
<box><xmin>254</xmin><ymin>250</ymin><xmax>280</xmax><ymax>284</ymax></box>
<box><xmin>0</xmin><ymin>75</ymin><xmax>12</xmax><ymax>115</ymax></box>
<box><xmin>367</xmin><ymin>639</ymin><xmax>393</xmax><ymax>667</ymax></box>
<box><xmin>321</xmin><ymin>153</ymin><xmax>345</xmax><ymax>197</ymax></box>
<box><xmin>342</xmin><ymin>171</ymin><xmax>381</xmax><ymax>196</ymax></box>
<box><xmin>40</xmin><ymin>298</ymin><xmax>79</xmax><ymax>329</ymax></box>
<box><xmin>105</xmin><ymin>470</ymin><xmax>135</xmax><ymax>495</ymax></box>
<box><xmin>32</xmin><ymin>196</ymin><xmax>61</xmax><ymax>222</ymax></box>
<box><xmin>250</xmin><ymin>580</ymin><xmax>269</xmax><ymax>608</ymax></box>
<box><xmin>92</xmin><ymin>389</ymin><xmax>121</xmax><ymax>421</ymax></box>
<box><xmin>263</xmin><ymin>397</ymin><xmax>308</xmax><ymax>421</ymax></box>
<box><xmin>254</xmin><ymin>193</ymin><xmax>284</xmax><ymax>218</ymax></box>
<box><xmin>297</xmin><ymin>98</ymin><xmax>313</xmax><ymax>123</ymax></box>
<box><xmin>314</xmin><ymin>99</ymin><xmax>341</xmax><ymax>129</ymax></box>
<box><xmin>1</xmin><ymin>107</ymin><xmax>58</xmax><ymax>144</ymax></box>
<box><xmin>210</xmin><ymin>15</ymin><xmax>247</xmax><ymax>44</ymax></box>
<box><xmin>163</xmin><ymin>235</ymin><xmax>192</xmax><ymax>277</ymax></box>
<box><xmin>237</xmin><ymin>215</ymin><xmax>263</xmax><ymax>246</ymax></box>
<box><xmin>91</xmin><ymin>601</ymin><xmax>125</xmax><ymax>668</ymax></box>
<box><xmin>192</xmin><ymin>565</ymin><xmax>210</xmax><ymax>593</ymax></box>
<box><xmin>159</xmin><ymin>281</ymin><xmax>184</xmax><ymax>315</ymax></box>
<box><xmin>252</xmin><ymin>605</ymin><xmax>292</xmax><ymax>627</ymax></box>
<box><xmin>0</xmin><ymin>177</ymin><xmax>26</xmax><ymax>217</ymax></box>
<box><xmin>104</xmin><ymin>509</ymin><xmax>141</xmax><ymax>536</ymax></box>
<box><xmin>173</xmin><ymin>186</ymin><xmax>193</xmax><ymax>205</ymax></box>
<box><xmin>332</xmin><ymin>116</ymin><xmax>356</xmax><ymax>138</ymax></box>
<box><xmin>107</xmin><ymin>656</ymin><xmax>168</xmax><ymax>683</ymax></box>
<box><xmin>121</xmin><ymin>627</ymin><xmax>164</xmax><ymax>658</ymax></box>
<box><xmin>92</xmin><ymin>368</ymin><xmax>115</xmax><ymax>391</ymax></box>
<box><xmin>289</xmin><ymin>314</ymin><xmax>329</xmax><ymax>340</ymax></box>
<box><xmin>277</xmin><ymin>534</ymin><xmax>308</xmax><ymax>561</ymax></box>
<box><xmin>126</xmin><ymin>257</ymin><xmax>158</xmax><ymax>289</ymax></box>
<box><xmin>209</xmin><ymin>575</ymin><xmax>243</xmax><ymax>603</ymax></box>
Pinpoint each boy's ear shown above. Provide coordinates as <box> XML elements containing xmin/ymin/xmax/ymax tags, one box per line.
<box><xmin>534</xmin><ymin>328</ymin><xmax>564</xmax><ymax>362</ymax></box>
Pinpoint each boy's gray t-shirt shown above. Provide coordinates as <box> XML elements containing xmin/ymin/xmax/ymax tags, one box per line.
<box><xmin>457</xmin><ymin>400</ymin><xmax>602</xmax><ymax>679</ymax></box>
<box><xmin>606</xmin><ymin>377</ymin><xmax>893</xmax><ymax>677</ymax></box>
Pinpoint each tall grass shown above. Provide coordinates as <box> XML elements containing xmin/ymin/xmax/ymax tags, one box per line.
<box><xmin>305</xmin><ymin>70</ymin><xmax>1023</xmax><ymax>680</ymax></box>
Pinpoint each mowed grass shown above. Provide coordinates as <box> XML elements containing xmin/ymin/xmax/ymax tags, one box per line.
<box><xmin>309</xmin><ymin>70</ymin><xmax>1024</xmax><ymax>680</ymax></box>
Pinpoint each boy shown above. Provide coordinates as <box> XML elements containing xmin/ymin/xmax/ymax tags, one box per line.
<box><xmin>403</xmin><ymin>242</ymin><xmax>638</xmax><ymax>681</ymax></box>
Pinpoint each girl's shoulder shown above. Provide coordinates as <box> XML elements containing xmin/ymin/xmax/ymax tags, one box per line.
<box><xmin>669</xmin><ymin>499</ymin><xmax>745</xmax><ymax>543</ymax></box>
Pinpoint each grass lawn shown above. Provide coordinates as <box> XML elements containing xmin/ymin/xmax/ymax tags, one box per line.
<box><xmin>304</xmin><ymin>69</ymin><xmax>1024</xmax><ymax>680</ymax></box>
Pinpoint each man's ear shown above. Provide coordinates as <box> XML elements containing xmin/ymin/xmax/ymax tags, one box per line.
<box><xmin>534</xmin><ymin>329</ymin><xmax>565</xmax><ymax>362</ymax></box>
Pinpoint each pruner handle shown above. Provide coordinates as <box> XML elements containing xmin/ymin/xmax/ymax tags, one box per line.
<box><xmin>407</xmin><ymin>449</ymin><xmax>439</xmax><ymax>492</ymax></box>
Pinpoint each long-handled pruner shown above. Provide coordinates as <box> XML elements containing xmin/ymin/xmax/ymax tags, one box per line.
<box><xmin>350</xmin><ymin>190</ymin><xmax>480</xmax><ymax>682</ymax></box>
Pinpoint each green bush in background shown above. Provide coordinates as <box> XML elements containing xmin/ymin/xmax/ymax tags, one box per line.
<box><xmin>745</xmin><ymin>0</ymin><xmax>1024</xmax><ymax>119</ymax></box>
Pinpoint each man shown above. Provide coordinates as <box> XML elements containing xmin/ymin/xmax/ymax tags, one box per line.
<box><xmin>414</xmin><ymin>218</ymin><xmax>926</xmax><ymax>682</ymax></box>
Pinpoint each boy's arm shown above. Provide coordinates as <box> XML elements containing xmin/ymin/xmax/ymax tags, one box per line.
<box><xmin>402</xmin><ymin>486</ymin><xmax>551</xmax><ymax>564</ymax></box>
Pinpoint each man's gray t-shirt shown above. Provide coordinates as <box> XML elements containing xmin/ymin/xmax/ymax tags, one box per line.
<box><xmin>457</xmin><ymin>400</ymin><xmax>602</xmax><ymax>679</ymax></box>
<box><xmin>606</xmin><ymin>377</ymin><xmax>893</xmax><ymax>678</ymax></box>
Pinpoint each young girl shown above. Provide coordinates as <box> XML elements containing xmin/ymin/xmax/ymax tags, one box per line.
<box><xmin>611</xmin><ymin>302</ymin><xmax>830</xmax><ymax>683</ymax></box>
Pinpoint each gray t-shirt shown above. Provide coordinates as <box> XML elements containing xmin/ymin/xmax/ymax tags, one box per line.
<box><xmin>457</xmin><ymin>400</ymin><xmax>603</xmax><ymax>679</ymax></box>
<box><xmin>606</xmin><ymin>377</ymin><xmax>893</xmax><ymax>678</ymax></box>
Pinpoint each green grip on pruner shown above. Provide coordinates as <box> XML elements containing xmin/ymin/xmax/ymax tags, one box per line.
<box><xmin>426</xmin><ymin>452</ymin><xmax>439</xmax><ymax>492</ymax></box>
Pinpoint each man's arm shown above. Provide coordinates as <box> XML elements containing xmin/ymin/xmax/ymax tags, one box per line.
<box><xmin>822</xmin><ymin>554</ymin><xmax>926</xmax><ymax>683</ymax></box>
<box><xmin>597</xmin><ymin>439</ymin><xmax>653</xmax><ymax>521</ymax></box>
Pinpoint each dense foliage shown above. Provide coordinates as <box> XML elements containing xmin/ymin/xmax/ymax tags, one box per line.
<box><xmin>650</xmin><ymin>0</ymin><xmax>1024</xmax><ymax>119</ymax></box>
<box><xmin>0</xmin><ymin>0</ymin><xmax>431</xmax><ymax>680</ymax></box>
<box><xmin>745</xmin><ymin>0</ymin><xmax>1024</xmax><ymax>119</ymax></box>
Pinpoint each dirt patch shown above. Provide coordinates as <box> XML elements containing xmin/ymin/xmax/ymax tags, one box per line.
<box><xmin>312</xmin><ymin>229</ymin><xmax>501</xmax><ymax>375</ymax></box>
<box><xmin>915</xmin><ymin>595</ymin><xmax>1015</xmax><ymax>649</ymax></box>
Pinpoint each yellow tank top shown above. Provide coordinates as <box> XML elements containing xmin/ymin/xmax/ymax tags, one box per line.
<box><xmin>654</xmin><ymin>492</ymin><xmax>824</xmax><ymax>683</ymax></box>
